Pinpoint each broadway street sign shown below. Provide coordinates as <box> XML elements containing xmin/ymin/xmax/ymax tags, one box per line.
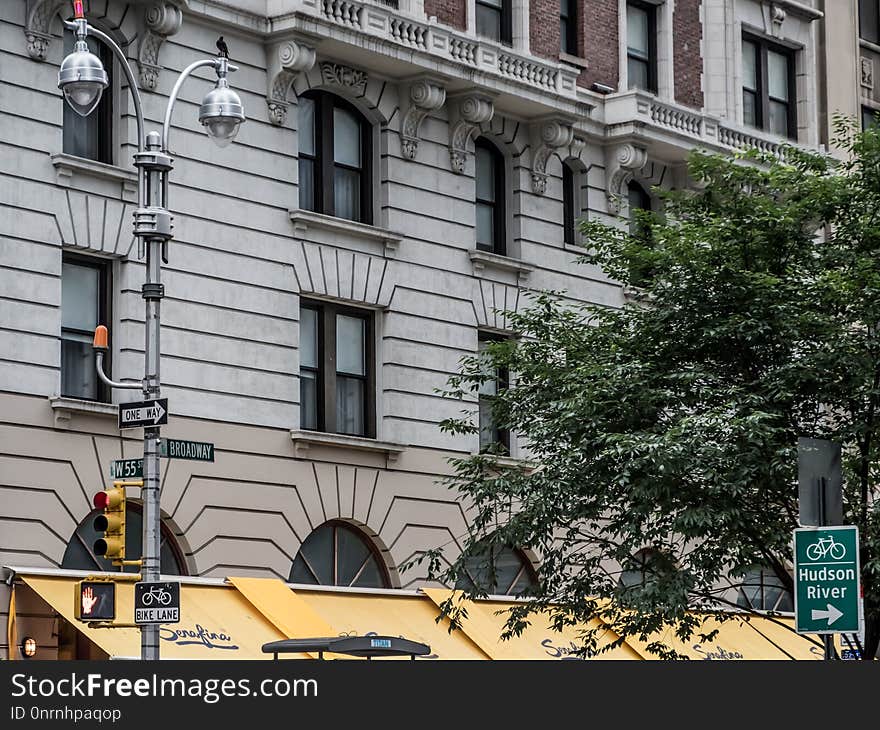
<box><xmin>134</xmin><ymin>581</ymin><xmax>180</xmax><ymax>625</ymax></box>
<box><xmin>794</xmin><ymin>525</ymin><xmax>861</xmax><ymax>635</ymax></box>
<box><xmin>118</xmin><ymin>398</ymin><xmax>168</xmax><ymax>429</ymax></box>
<box><xmin>161</xmin><ymin>438</ymin><xmax>214</xmax><ymax>461</ymax></box>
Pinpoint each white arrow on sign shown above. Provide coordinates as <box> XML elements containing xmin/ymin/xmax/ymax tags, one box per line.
<box><xmin>150</xmin><ymin>401</ymin><xmax>165</xmax><ymax>424</ymax></box>
<box><xmin>811</xmin><ymin>603</ymin><xmax>844</xmax><ymax>626</ymax></box>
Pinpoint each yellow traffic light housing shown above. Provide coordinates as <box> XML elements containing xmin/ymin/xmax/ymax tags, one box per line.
<box><xmin>93</xmin><ymin>483</ymin><xmax>126</xmax><ymax>563</ymax></box>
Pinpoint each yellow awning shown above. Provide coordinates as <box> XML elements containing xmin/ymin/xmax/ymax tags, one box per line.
<box><xmin>422</xmin><ymin>589</ymin><xmax>640</xmax><ymax>660</ymax></box>
<box><xmin>20</xmin><ymin>575</ymin><xmax>285</xmax><ymax>659</ymax></box>
<box><xmin>294</xmin><ymin>588</ymin><xmax>491</xmax><ymax>659</ymax></box>
<box><xmin>742</xmin><ymin>615</ymin><xmax>824</xmax><ymax>660</ymax></box>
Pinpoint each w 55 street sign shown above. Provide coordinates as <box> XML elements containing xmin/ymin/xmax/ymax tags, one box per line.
<box><xmin>794</xmin><ymin>526</ymin><xmax>861</xmax><ymax>635</ymax></box>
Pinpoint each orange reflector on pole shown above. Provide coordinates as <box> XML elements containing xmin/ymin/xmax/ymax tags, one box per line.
<box><xmin>93</xmin><ymin>325</ymin><xmax>108</xmax><ymax>350</ymax></box>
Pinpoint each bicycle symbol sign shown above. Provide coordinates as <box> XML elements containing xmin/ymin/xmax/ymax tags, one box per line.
<box><xmin>134</xmin><ymin>581</ymin><xmax>180</xmax><ymax>625</ymax></box>
<box><xmin>793</xmin><ymin>526</ymin><xmax>861</xmax><ymax>635</ymax></box>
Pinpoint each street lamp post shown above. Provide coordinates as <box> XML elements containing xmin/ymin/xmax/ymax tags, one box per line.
<box><xmin>58</xmin><ymin>8</ymin><xmax>245</xmax><ymax>660</ymax></box>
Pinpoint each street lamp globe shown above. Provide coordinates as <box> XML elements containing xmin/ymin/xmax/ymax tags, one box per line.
<box><xmin>199</xmin><ymin>78</ymin><xmax>245</xmax><ymax>148</ymax></box>
<box><xmin>58</xmin><ymin>38</ymin><xmax>108</xmax><ymax>117</ymax></box>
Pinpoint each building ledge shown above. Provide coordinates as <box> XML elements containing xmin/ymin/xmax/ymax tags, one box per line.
<box><xmin>51</xmin><ymin>153</ymin><xmax>138</xmax><ymax>198</ymax></box>
<box><xmin>49</xmin><ymin>396</ymin><xmax>117</xmax><ymax>429</ymax></box>
<box><xmin>469</xmin><ymin>249</ymin><xmax>533</xmax><ymax>284</ymax></box>
<box><xmin>290</xmin><ymin>429</ymin><xmax>406</xmax><ymax>462</ymax></box>
<box><xmin>289</xmin><ymin>209</ymin><xmax>403</xmax><ymax>257</ymax></box>
<box><xmin>470</xmin><ymin>452</ymin><xmax>537</xmax><ymax>473</ymax></box>
<box><xmin>559</xmin><ymin>53</ymin><xmax>589</xmax><ymax>70</ymax></box>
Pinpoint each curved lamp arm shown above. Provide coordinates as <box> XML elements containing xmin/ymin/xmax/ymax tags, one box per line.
<box><xmin>96</xmin><ymin>351</ymin><xmax>142</xmax><ymax>391</ymax></box>
<box><xmin>162</xmin><ymin>59</ymin><xmax>238</xmax><ymax>152</ymax></box>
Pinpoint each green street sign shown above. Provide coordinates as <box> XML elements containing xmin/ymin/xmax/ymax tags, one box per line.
<box><xmin>109</xmin><ymin>458</ymin><xmax>143</xmax><ymax>479</ymax></box>
<box><xmin>160</xmin><ymin>438</ymin><xmax>214</xmax><ymax>462</ymax></box>
<box><xmin>794</xmin><ymin>526</ymin><xmax>861</xmax><ymax>635</ymax></box>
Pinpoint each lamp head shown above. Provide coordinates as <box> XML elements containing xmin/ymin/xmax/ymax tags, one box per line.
<box><xmin>199</xmin><ymin>65</ymin><xmax>245</xmax><ymax>148</ymax></box>
<box><xmin>58</xmin><ymin>36</ymin><xmax>108</xmax><ymax>117</ymax></box>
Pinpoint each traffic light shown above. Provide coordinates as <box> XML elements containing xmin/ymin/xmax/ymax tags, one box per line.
<box><xmin>93</xmin><ymin>483</ymin><xmax>126</xmax><ymax>562</ymax></box>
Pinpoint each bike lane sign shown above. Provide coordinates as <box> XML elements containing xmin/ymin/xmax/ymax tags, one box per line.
<box><xmin>134</xmin><ymin>581</ymin><xmax>180</xmax><ymax>625</ymax></box>
<box><xmin>794</xmin><ymin>526</ymin><xmax>861</xmax><ymax>635</ymax></box>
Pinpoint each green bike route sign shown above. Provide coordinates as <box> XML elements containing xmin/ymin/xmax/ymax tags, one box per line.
<box><xmin>794</xmin><ymin>526</ymin><xmax>861</xmax><ymax>635</ymax></box>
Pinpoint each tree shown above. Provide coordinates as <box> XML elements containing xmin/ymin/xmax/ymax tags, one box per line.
<box><xmin>421</xmin><ymin>125</ymin><xmax>880</xmax><ymax>660</ymax></box>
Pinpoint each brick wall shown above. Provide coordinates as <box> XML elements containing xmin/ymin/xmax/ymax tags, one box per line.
<box><xmin>579</xmin><ymin>0</ymin><xmax>619</xmax><ymax>90</ymax></box>
<box><xmin>425</xmin><ymin>0</ymin><xmax>466</xmax><ymax>31</ymax></box>
<box><xmin>530</xmin><ymin>0</ymin><xmax>562</xmax><ymax>60</ymax></box>
<box><xmin>673</xmin><ymin>0</ymin><xmax>703</xmax><ymax>108</ymax></box>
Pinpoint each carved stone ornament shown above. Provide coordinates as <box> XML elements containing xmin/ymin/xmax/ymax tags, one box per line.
<box><xmin>448</xmin><ymin>93</ymin><xmax>495</xmax><ymax>174</ymax></box>
<box><xmin>24</xmin><ymin>0</ymin><xmax>68</xmax><ymax>60</ymax></box>
<box><xmin>605</xmin><ymin>143</ymin><xmax>648</xmax><ymax>215</ymax></box>
<box><xmin>400</xmin><ymin>77</ymin><xmax>446</xmax><ymax>160</ymax></box>
<box><xmin>266</xmin><ymin>39</ymin><xmax>317</xmax><ymax>126</ymax></box>
<box><xmin>529</xmin><ymin>118</ymin><xmax>574</xmax><ymax>194</ymax></box>
<box><xmin>862</xmin><ymin>57</ymin><xmax>874</xmax><ymax>91</ymax></box>
<box><xmin>138</xmin><ymin>2</ymin><xmax>183</xmax><ymax>91</ymax></box>
<box><xmin>320</xmin><ymin>62</ymin><xmax>368</xmax><ymax>94</ymax></box>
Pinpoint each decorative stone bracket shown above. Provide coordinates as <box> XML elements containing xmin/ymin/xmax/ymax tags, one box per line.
<box><xmin>529</xmin><ymin>117</ymin><xmax>574</xmax><ymax>195</ymax></box>
<box><xmin>24</xmin><ymin>0</ymin><xmax>68</xmax><ymax>60</ymax></box>
<box><xmin>137</xmin><ymin>2</ymin><xmax>183</xmax><ymax>91</ymax></box>
<box><xmin>448</xmin><ymin>92</ymin><xmax>495</xmax><ymax>174</ymax></box>
<box><xmin>266</xmin><ymin>38</ymin><xmax>317</xmax><ymax>126</ymax></box>
<box><xmin>400</xmin><ymin>77</ymin><xmax>446</xmax><ymax>161</ymax></box>
<box><xmin>605</xmin><ymin>143</ymin><xmax>648</xmax><ymax>215</ymax></box>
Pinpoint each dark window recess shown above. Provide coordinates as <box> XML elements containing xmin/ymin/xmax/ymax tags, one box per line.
<box><xmin>300</xmin><ymin>300</ymin><xmax>374</xmax><ymax>438</ymax></box>
<box><xmin>476</xmin><ymin>0</ymin><xmax>512</xmax><ymax>44</ymax></box>
<box><xmin>627</xmin><ymin>180</ymin><xmax>652</xmax><ymax>233</ymax></box>
<box><xmin>627</xmin><ymin>1</ymin><xmax>657</xmax><ymax>93</ymax></box>
<box><xmin>742</xmin><ymin>35</ymin><xmax>797</xmax><ymax>139</ymax></box>
<box><xmin>290</xmin><ymin>521</ymin><xmax>390</xmax><ymax>588</ymax></box>
<box><xmin>63</xmin><ymin>33</ymin><xmax>113</xmax><ymax>164</ymax></box>
<box><xmin>475</xmin><ymin>138</ymin><xmax>506</xmax><ymax>256</ymax></box>
<box><xmin>455</xmin><ymin>543</ymin><xmax>538</xmax><ymax>596</ymax></box>
<box><xmin>560</xmin><ymin>0</ymin><xmax>578</xmax><ymax>55</ymax></box>
<box><xmin>863</xmin><ymin>106</ymin><xmax>878</xmax><ymax>130</ymax></box>
<box><xmin>860</xmin><ymin>0</ymin><xmax>880</xmax><ymax>45</ymax></box>
<box><xmin>61</xmin><ymin>255</ymin><xmax>110</xmax><ymax>401</ymax></box>
<box><xmin>478</xmin><ymin>333</ymin><xmax>509</xmax><ymax>454</ymax></box>
<box><xmin>563</xmin><ymin>162</ymin><xmax>577</xmax><ymax>246</ymax></box>
<box><xmin>297</xmin><ymin>91</ymin><xmax>372</xmax><ymax>224</ymax></box>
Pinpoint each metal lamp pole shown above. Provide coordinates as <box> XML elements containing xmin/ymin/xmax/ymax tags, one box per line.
<box><xmin>59</xmin><ymin>11</ymin><xmax>244</xmax><ymax>660</ymax></box>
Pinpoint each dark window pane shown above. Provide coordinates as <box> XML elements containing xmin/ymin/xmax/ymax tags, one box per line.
<box><xmin>300</xmin><ymin>370</ymin><xmax>318</xmax><ymax>430</ymax></box>
<box><xmin>299</xmin><ymin>158</ymin><xmax>315</xmax><ymax>211</ymax></box>
<box><xmin>333</xmin><ymin>166</ymin><xmax>361</xmax><ymax>221</ymax></box>
<box><xmin>743</xmin><ymin>90</ymin><xmax>758</xmax><ymax>127</ymax></box>
<box><xmin>62</xmin><ymin>262</ymin><xmax>99</xmax><ymax>331</ymax></box>
<box><xmin>863</xmin><ymin>106</ymin><xmax>878</xmax><ymax>129</ymax></box>
<box><xmin>476</xmin><ymin>203</ymin><xmax>495</xmax><ymax>251</ymax></box>
<box><xmin>351</xmin><ymin>557</ymin><xmax>384</xmax><ymax>588</ymax></box>
<box><xmin>479</xmin><ymin>397</ymin><xmax>499</xmax><ymax>449</ymax></box>
<box><xmin>336</xmin><ymin>525</ymin><xmax>371</xmax><ymax>585</ymax></box>
<box><xmin>861</xmin><ymin>0</ymin><xmax>880</xmax><ymax>44</ymax></box>
<box><xmin>476</xmin><ymin>4</ymin><xmax>501</xmax><ymax>40</ymax></box>
<box><xmin>767</xmin><ymin>50</ymin><xmax>789</xmax><ymax>101</ymax></box>
<box><xmin>742</xmin><ymin>40</ymin><xmax>758</xmax><ymax>91</ymax></box>
<box><xmin>298</xmin><ymin>96</ymin><xmax>315</xmax><ymax>156</ymax></box>
<box><xmin>628</xmin><ymin>57</ymin><xmax>650</xmax><ymax>91</ymax></box>
<box><xmin>475</xmin><ymin>144</ymin><xmax>496</xmax><ymax>202</ymax></box>
<box><xmin>290</xmin><ymin>523</ymin><xmax>387</xmax><ymax>588</ymax></box>
<box><xmin>455</xmin><ymin>544</ymin><xmax>537</xmax><ymax>595</ymax></box>
<box><xmin>336</xmin><ymin>315</ymin><xmax>365</xmax><ymax>375</ymax></box>
<box><xmin>336</xmin><ymin>376</ymin><xmax>365</xmax><ymax>435</ymax></box>
<box><xmin>563</xmin><ymin>163</ymin><xmax>576</xmax><ymax>245</ymax></box>
<box><xmin>296</xmin><ymin>523</ymin><xmax>334</xmax><ymax>584</ymax></box>
<box><xmin>61</xmin><ymin>336</ymin><xmax>97</xmax><ymax>400</ymax></box>
<box><xmin>627</xmin><ymin>5</ymin><xmax>649</xmax><ymax>56</ymax></box>
<box><xmin>769</xmin><ymin>100</ymin><xmax>790</xmax><ymax>136</ymax></box>
<box><xmin>333</xmin><ymin>107</ymin><xmax>361</xmax><ymax>167</ymax></box>
<box><xmin>301</xmin><ymin>308</ymin><xmax>318</xmax><ymax>369</ymax></box>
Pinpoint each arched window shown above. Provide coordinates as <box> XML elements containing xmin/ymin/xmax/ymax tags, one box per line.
<box><xmin>298</xmin><ymin>91</ymin><xmax>372</xmax><ymax>224</ymax></box>
<box><xmin>455</xmin><ymin>543</ymin><xmax>538</xmax><ymax>596</ymax></box>
<box><xmin>474</xmin><ymin>138</ymin><xmax>506</xmax><ymax>256</ymax></box>
<box><xmin>736</xmin><ymin>567</ymin><xmax>793</xmax><ymax>612</ymax></box>
<box><xmin>290</xmin><ymin>521</ymin><xmax>389</xmax><ymax>588</ymax></box>
<box><xmin>618</xmin><ymin>547</ymin><xmax>672</xmax><ymax>590</ymax></box>
<box><xmin>62</xmin><ymin>503</ymin><xmax>187</xmax><ymax>575</ymax></box>
<box><xmin>62</xmin><ymin>32</ymin><xmax>113</xmax><ymax>164</ymax></box>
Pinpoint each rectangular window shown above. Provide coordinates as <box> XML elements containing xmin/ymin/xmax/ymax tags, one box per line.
<box><xmin>863</xmin><ymin>106</ymin><xmax>878</xmax><ymax>130</ymax></box>
<box><xmin>61</xmin><ymin>255</ymin><xmax>110</xmax><ymax>401</ymax></box>
<box><xmin>742</xmin><ymin>35</ymin><xmax>796</xmax><ymax>139</ymax></box>
<box><xmin>478</xmin><ymin>333</ymin><xmax>509</xmax><ymax>454</ymax></box>
<box><xmin>62</xmin><ymin>34</ymin><xmax>113</xmax><ymax>164</ymax></box>
<box><xmin>627</xmin><ymin>1</ymin><xmax>657</xmax><ymax>93</ymax></box>
<box><xmin>476</xmin><ymin>0</ymin><xmax>512</xmax><ymax>44</ymax></box>
<box><xmin>300</xmin><ymin>300</ymin><xmax>374</xmax><ymax>438</ymax></box>
<box><xmin>860</xmin><ymin>0</ymin><xmax>880</xmax><ymax>45</ymax></box>
<box><xmin>563</xmin><ymin>163</ymin><xmax>576</xmax><ymax>246</ymax></box>
<box><xmin>560</xmin><ymin>0</ymin><xmax>578</xmax><ymax>55</ymax></box>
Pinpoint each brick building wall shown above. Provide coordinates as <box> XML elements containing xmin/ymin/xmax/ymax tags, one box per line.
<box><xmin>673</xmin><ymin>0</ymin><xmax>704</xmax><ymax>108</ymax></box>
<box><xmin>425</xmin><ymin>0</ymin><xmax>467</xmax><ymax>30</ymax></box>
<box><xmin>530</xmin><ymin>0</ymin><xmax>562</xmax><ymax>60</ymax></box>
<box><xmin>579</xmin><ymin>0</ymin><xmax>619</xmax><ymax>90</ymax></box>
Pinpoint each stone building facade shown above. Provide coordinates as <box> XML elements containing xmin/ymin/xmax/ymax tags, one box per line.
<box><xmin>0</xmin><ymin>0</ymin><xmax>826</xmax><ymax>658</ymax></box>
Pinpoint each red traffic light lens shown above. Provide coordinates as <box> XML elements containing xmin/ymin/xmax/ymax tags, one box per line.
<box><xmin>93</xmin><ymin>491</ymin><xmax>110</xmax><ymax>510</ymax></box>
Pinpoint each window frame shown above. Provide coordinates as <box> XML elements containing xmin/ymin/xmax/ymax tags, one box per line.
<box><xmin>474</xmin><ymin>137</ymin><xmax>507</xmax><ymax>256</ymax></box>
<box><xmin>475</xmin><ymin>0</ymin><xmax>513</xmax><ymax>45</ymax></box>
<box><xmin>477</xmin><ymin>331</ymin><xmax>510</xmax><ymax>454</ymax></box>
<box><xmin>289</xmin><ymin>520</ymin><xmax>390</xmax><ymax>588</ymax></box>
<box><xmin>560</xmin><ymin>0</ymin><xmax>578</xmax><ymax>56</ymax></box>
<box><xmin>626</xmin><ymin>0</ymin><xmax>658</xmax><ymax>94</ymax></box>
<box><xmin>61</xmin><ymin>253</ymin><xmax>111</xmax><ymax>403</ymax></box>
<box><xmin>297</xmin><ymin>91</ymin><xmax>373</xmax><ymax>225</ymax></box>
<box><xmin>300</xmin><ymin>299</ymin><xmax>375</xmax><ymax>438</ymax></box>
<box><xmin>62</xmin><ymin>33</ymin><xmax>114</xmax><ymax>164</ymax></box>
<box><xmin>741</xmin><ymin>33</ymin><xmax>798</xmax><ymax>140</ymax></box>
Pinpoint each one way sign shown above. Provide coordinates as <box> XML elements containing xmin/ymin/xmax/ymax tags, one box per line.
<box><xmin>119</xmin><ymin>398</ymin><xmax>168</xmax><ymax>429</ymax></box>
